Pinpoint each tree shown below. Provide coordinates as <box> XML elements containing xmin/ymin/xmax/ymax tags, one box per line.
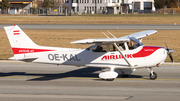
<box><xmin>43</xmin><ymin>0</ymin><xmax>54</xmax><ymax>8</ymax></box>
<box><xmin>0</xmin><ymin>0</ymin><xmax>11</xmax><ymax>14</ymax></box>
<box><xmin>154</xmin><ymin>0</ymin><xmax>178</xmax><ymax>8</ymax></box>
<box><xmin>0</xmin><ymin>0</ymin><xmax>11</xmax><ymax>8</ymax></box>
<box><xmin>34</xmin><ymin>0</ymin><xmax>43</xmax><ymax>8</ymax></box>
<box><xmin>166</xmin><ymin>0</ymin><xmax>178</xmax><ymax>8</ymax></box>
<box><xmin>154</xmin><ymin>0</ymin><xmax>166</xmax><ymax>8</ymax></box>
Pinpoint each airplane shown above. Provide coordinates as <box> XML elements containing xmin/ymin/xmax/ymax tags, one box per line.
<box><xmin>4</xmin><ymin>25</ymin><xmax>175</xmax><ymax>81</ymax></box>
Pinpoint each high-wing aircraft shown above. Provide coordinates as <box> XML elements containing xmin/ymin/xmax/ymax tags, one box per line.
<box><xmin>4</xmin><ymin>25</ymin><xmax>175</xmax><ymax>81</ymax></box>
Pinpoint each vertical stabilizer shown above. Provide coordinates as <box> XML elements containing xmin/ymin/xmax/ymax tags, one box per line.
<box><xmin>4</xmin><ymin>25</ymin><xmax>38</xmax><ymax>49</ymax></box>
<box><xmin>4</xmin><ymin>25</ymin><xmax>76</xmax><ymax>60</ymax></box>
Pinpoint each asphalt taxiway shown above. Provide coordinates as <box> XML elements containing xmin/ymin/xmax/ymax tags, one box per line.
<box><xmin>0</xmin><ymin>61</ymin><xmax>179</xmax><ymax>101</ymax></box>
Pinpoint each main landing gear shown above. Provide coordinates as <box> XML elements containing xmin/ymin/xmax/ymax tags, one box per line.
<box><xmin>148</xmin><ymin>68</ymin><xmax>157</xmax><ymax>80</ymax></box>
<box><xmin>106</xmin><ymin>78</ymin><xmax>115</xmax><ymax>81</ymax></box>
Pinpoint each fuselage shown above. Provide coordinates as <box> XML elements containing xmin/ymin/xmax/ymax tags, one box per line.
<box><xmin>18</xmin><ymin>45</ymin><xmax>167</xmax><ymax>69</ymax></box>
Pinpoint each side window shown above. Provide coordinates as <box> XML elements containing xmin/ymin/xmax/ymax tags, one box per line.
<box><xmin>86</xmin><ymin>46</ymin><xmax>93</xmax><ymax>51</ymax></box>
<box><xmin>109</xmin><ymin>44</ymin><xmax>116</xmax><ymax>52</ymax></box>
<box><xmin>118</xmin><ymin>43</ymin><xmax>125</xmax><ymax>51</ymax></box>
<box><xmin>92</xmin><ymin>45</ymin><xmax>107</xmax><ymax>52</ymax></box>
<box><xmin>127</xmin><ymin>41</ymin><xmax>134</xmax><ymax>50</ymax></box>
<box><xmin>109</xmin><ymin>44</ymin><xmax>125</xmax><ymax>52</ymax></box>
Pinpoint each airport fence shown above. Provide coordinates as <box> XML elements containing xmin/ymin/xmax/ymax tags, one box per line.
<box><xmin>1</xmin><ymin>8</ymin><xmax>180</xmax><ymax>16</ymax></box>
<box><xmin>0</xmin><ymin>8</ymin><xmax>68</xmax><ymax>16</ymax></box>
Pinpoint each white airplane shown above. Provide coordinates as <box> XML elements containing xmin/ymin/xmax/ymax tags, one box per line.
<box><xmin>4</xmin><ymin>25</ymin><xmax>174</xmax><ymax>81</ymax></box>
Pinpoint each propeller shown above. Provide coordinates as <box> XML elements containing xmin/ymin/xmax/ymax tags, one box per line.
<box><xmin>164</xmin><ymin>39</ymin><xmax>174</xmax><ymax>63</ymax></box>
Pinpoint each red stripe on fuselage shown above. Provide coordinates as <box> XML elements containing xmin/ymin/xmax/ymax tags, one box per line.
<box><xmin>12</xmin><ymin>48</ymin><xmax>55</xmax><ymax>54</ymax></box>
<box><xmin>101</xmin><ymin>46</ymin><xmax>161</xmax><ymax>60</ymax></box>
<box><xmin>133</xmin><ymin>46</ymin><xmax>161</xmax><ymax>58</ymax></box>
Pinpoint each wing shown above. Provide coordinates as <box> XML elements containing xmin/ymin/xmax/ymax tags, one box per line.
<box><xmin>71</xmin><ymin>37</ymin><xmax>129</xmax><ymax>44</ymax></box>
<box><xmin>70</xmin><ymin>30</ymin><xmax>157</xmax><ymax>44</ymax></box>
<box><xmin>121</xmin><ymin>30</ymin><xmax>157</xmax><ymax>40</ymax></box>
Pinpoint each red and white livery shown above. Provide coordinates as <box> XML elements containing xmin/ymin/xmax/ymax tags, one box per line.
<box><xmin>4</xmin><ymin>25</ymin><xmax>174</xmax><ymax>81</ymax></box>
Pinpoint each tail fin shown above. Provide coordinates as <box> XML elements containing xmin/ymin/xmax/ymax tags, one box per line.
<box><xmin>4</xmin><ymin>25</ymin><xmax>40</xmax><ymax>60</ymax></box>
<box><xmin>4</xmin><ymin>25</ymin><xmax>56</xmax><ymax>61</ymax></box>
<box><xmin>4</xmin><ymin>25</ymin><xmax>38</xmax><ymax>49</ymax></box>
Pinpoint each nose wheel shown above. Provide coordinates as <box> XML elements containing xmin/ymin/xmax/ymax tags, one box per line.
<box><xmin>149</xmin><ymin>72</ymin><xmax>157</xmax><ymax>80</ymax></box>
<box><xmin>148</xmin><ymin>68</ymin><xmax>157</xmax><ymax>80</ymax></box>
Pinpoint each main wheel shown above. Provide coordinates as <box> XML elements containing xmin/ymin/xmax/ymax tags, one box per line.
<box><xmin>121</xmin><ymin>75</ymin><xmax>130</xmax><ymax>77</ymax></box>
<box><xmin>106</xmin><ymin>78</ymin><xmax>115</xmax><ymax>81</ymax></box>
<box><xmin>149</xmin><ymin>72</ymin><xmax>157</xmax><ymax>80</ymax></box>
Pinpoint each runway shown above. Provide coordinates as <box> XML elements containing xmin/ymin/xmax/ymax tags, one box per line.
<box><xmin>0</xmin><ymin>61</ymin><xmax>179</xmax><ymax>101</ymax></box>
<box><xmin>0</xmin><ymin>24</ymin><xmax>180</xmax><ymax>30</ymax></box>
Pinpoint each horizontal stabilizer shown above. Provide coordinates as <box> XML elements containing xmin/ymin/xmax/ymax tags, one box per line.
<box><xmin>9</xmin><ymin>56</ymin><xmax>38</xmax><ymax>61</ymax></box>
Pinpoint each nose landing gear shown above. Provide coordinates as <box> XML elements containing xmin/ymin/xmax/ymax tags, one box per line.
<box><xmin>149</xmin><ymin>72</ymin><xmax>157</xmax><ymax>80</ymax></box>
<box><xmin>148</xmin><ymin>68</ymin><xmax>157</xmax><ymax>80</ymax></box>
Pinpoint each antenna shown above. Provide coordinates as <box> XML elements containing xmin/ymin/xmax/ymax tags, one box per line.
<box><xmin>107</xmin><ymin>31</ymin><xmax>116</xmax><ymax>38</ymax></box>
<box><xmin>101</xmin><ymin>31</ymin><xmax>110</xmax><ymax>38</ymax></box>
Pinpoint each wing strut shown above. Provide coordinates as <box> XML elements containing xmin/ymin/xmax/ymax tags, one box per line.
<box><xmin>101</xmin><ymin>31</ymin><xmax>110</xmax><ymax>38</ymax></box>
<box><xmin>113</xmin><ymin>42</ymin><xmax>133</xmax><ymax>67</ymax></box>
<box><xmin>107</xmin><ymin>31</ymin><xmax>116</xmax><ymax>38</ymax></box>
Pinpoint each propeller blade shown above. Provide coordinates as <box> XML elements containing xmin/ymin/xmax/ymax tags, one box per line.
<box><xmin>168</xmin><ymin>53</ymin><xmax>174</xmax><ymax>62</ymax></box>
<box><xmin>164</xmin><ymin>39</ymin><xmax>170</xmax><ymax>52</ymax></box>
<box><xmin>164</xmin><ymin>39</ymin><xmax>168</xmax><ymax>49</ymax></box>
<box><xmin>164</xmin><ymin>39</ymin><xmax>175</xmax><ymax>63</ymax></box>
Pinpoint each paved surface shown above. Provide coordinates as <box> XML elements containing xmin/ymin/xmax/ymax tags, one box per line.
<box><xmin>0</xmin><ymin>61</ymin><xmax>179</xmax><ymax>101</ymax></box>
<box><xmin>1</xmin><ymin>24</ymin><xmax>180</xmax><ymax>30</ymax></box>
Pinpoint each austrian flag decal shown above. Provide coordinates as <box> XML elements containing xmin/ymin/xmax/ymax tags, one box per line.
<box><xmin>13</xmin><ymin>30</ymin><xmax>20</xmax><ymax>35</ymax></box>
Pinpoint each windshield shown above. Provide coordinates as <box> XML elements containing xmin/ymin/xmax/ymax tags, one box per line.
<box><xmin>128</xmin><ymin>37</ymin><xmax>144</xmax><ymax>50</ymax></box>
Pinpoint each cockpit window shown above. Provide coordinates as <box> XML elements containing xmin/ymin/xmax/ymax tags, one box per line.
<box><xmin>128</xmin><ymin>41</ymin><xmax>134</xmax><ymax>50</ymax></box>
<box><xmin>92</xmin><ymin>45</ymin><xmax>107</xmax><ymax>52</ymax></box>
<box><xmin>128</xmin><ymin>37</ymin><xmax>144</xmax><ymax>50</ymax></box>
<box><xmin>86</xmin><ymin>46</ymin><xmax>93</xmax><ymax>51</ymax></box>
<box><xmin>89</xmin><ymin>38</ymin><xmax>143</xmax><ymax>52</ymax></box>
<box><xmin>118</xmin><ymin>43</ymin><xmax>125</xmax><ymax>51</ymax></box>
<box><xmin>109</xmin><ymin>44</ymin><xmax>125</xmax><ymax>51</ymax></box>
<box><xmin>109</xmin><ymin>44</ymin><xmax>116</xmax><ymax>51</ymax></box>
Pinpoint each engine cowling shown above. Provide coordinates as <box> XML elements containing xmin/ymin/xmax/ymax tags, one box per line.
<box><xmin>99</xmin><ymin>71</ymin><xmax>118</xmax><ymax>79</ymax></box>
